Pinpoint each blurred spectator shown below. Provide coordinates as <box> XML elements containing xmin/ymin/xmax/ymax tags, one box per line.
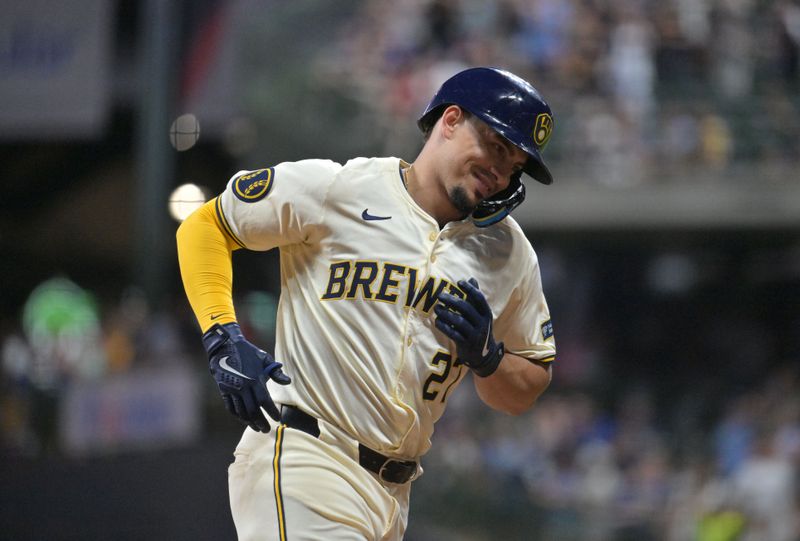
<box><xmin>710</xmin><ymin>0</ymin><xmax>756</xmax><ymax>99</ymax></box>
<box><xmin>778</xmin><ymin>0</ymin><xmax>800</xmax><ymax>82</ymax></box>
<box><xmin>424</xmin><ymin>0</ymin><xmax>462</xmax><ymax>52</ymax></box>
<box><xmin>21</xmin><ymin>276</ymin><xmax>105</xmax><ymax>388</ymax></box>
<box><xmin>699</xmin><ymin>113</ymin><xmax>733</xmax><ymax>169</ymax></box>
<box><xmin>315</xmin><ymin>0</ymin><xmax>800</xmax><ymax>181</ymax></box>
<box><xmin>732</xmin><ymin>430</ymin><xmax>798</xmax><ymax>541</ymax></box>
<box><xmin>604</xmin><ymin>7</ymin><xmax>656</xmax><ymax>125</ymax></box>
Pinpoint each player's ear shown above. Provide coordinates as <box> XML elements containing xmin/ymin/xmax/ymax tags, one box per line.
<box><xmin>439</xmin><ymin>105</ymin><xmax>466</xmax><ymax>140</ymax></box>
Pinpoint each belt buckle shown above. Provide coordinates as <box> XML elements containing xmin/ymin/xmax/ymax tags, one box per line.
<box><xmin>405</xmin><ymin>462</ymin><xmax>420</xmax><ymax>483</ymax></box>
<box><xmin>378</xmin><ymin>459</ymin><xmax>418</xmax><ymax>484</ymax></box>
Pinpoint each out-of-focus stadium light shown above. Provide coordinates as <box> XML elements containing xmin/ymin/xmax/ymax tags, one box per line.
<box><xmin>169</xmin><ymin>113</ymin><xmax>201</xmax><ymax>151</ymax></box>
<box><xmin>168</xmin><ymin>183</ymin><xmax>208</xmax><ymax>222</ymax></box>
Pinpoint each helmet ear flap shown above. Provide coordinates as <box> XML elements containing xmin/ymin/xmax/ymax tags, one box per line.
<box><xmin>471</xmin><ymin>181</ymin><xmax>526</xmax><ymax>228</ymax></box>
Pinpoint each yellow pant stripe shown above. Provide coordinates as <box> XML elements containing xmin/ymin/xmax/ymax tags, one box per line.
<box><xmin>273</xmin><ymin>425</ymin><xmax>287</xmax><ymax>541</ymax></box>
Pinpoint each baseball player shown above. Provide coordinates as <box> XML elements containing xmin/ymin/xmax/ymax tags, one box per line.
<box><xmin>177</xmin><ymin>67</ymin><xmax>556</xmax><ymax>540</ymax></box>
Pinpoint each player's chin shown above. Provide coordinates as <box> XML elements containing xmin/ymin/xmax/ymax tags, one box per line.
<box><xmin>448</xmin><ymin>185</ymin><xmax>478</xmax><ymax>215</ymax></box>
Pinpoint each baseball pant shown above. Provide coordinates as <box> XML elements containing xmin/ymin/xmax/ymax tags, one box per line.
<box><xmin>228</xmin><ymin>425</ymin><xmax>411</xmax><ymax>540</ymax></box>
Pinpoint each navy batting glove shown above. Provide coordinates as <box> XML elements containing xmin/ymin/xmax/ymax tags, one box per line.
<box><xmin>202</xmin><ymin>322</ymin><xmax>291</xmax><ymax>433</ymax></box>
<box><xmin>434</xmin><ymin>278</ymin><xmax>505</xmax><ymax>377</ymax></box>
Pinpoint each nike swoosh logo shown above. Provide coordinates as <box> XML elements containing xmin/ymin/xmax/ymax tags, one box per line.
<box><xmin>219</xmin><ymin>356</ymin><xmax>253</xmax><ymax>380</ymax></box>
<box><xmin>210</xmin><ymin>314</ymin><xmax>221</xmax><ymax>320</ymax></box>
<box><xmin>481</xmin><ymin>323</ymin><xmax>492</xmax><ymax>357</ymax></box>
<box><xmin>362</xmin><ymin>208</ymin><xmax>391</xmax><ymax>221</ymax></box>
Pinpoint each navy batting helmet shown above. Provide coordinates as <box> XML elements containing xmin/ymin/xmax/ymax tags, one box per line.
<box><xmin>418</xmin><ymin>67</ymin><xmax>554</xmax><ymax>226</ymax></box>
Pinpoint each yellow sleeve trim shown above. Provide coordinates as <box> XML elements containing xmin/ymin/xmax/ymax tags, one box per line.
<box><xmin>176</xmin><ymin>199</ymin><xmax>239</xmax><ymax>332</ymax></box>
<box><xmin>214</xmin><ymin>196</ymin><xmax>246</xmax><ymax>249</ymax></box>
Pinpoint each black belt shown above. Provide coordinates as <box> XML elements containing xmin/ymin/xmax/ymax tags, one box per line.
<box><xmin>280</xmin><ymin>405</ymin><xmax>418</xmax><ymax>484</ymax></box>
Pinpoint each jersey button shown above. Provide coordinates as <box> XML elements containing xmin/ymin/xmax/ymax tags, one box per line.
<box><xmin>407</xmin><ymin>337</ymin><xmax>413</xmax><ymax>346</ymax></box>
<box><xmin>430</xmin><ymin>254</ymin><xmax>437</xmax><ymax>263</ymax></box>
<box><xmin>428</xmin><ymin>232</ymin><xmax>436</xmax><ymax>242</ymax></box>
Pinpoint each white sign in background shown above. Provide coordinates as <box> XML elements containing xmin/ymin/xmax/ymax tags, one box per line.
<box><xmin>0</xmin><ymin>0</ymin><xmax>112</xmax><ymax>139</ymax></box>
<box><xmin>60</xmin><ymin>364</ymin><xmax>202</xmax><ymax>456</ymax></box>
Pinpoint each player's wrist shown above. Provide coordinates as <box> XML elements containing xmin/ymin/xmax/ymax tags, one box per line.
<box><xmin>469</xmin><ymin>341</ymin><xmax>504</xmax><ymax>378</ymax></box>
<box><xmin>202</xmin><ymin>321</ymin><xmax>243</xmax><ymax>354</ymax></box>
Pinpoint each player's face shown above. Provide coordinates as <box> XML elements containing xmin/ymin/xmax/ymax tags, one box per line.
<box><xmin>441</xmin><ymin>111</ymin><xmax>527</xmax><ymax>214</ymax></box>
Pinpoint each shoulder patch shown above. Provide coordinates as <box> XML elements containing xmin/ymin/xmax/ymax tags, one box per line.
<box><xmin>541</xmin><ymin>319</ymin><xmax>554</xmax><ymax>340</ymax></box>
<box><xmin>233</xmin><ymin>168</ymin><xmax>275</xmax><ymax>202</ymax></box>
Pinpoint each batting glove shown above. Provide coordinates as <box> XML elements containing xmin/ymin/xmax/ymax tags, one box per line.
<box><xmin>434</xmin><ymin>278</ymin><xmax>505</xmax><ymax>377</ymax></box>
<box><xmin>202</xmin><ymin>322</ymin><xmax>291</xmax><ymax>433</ymax></box>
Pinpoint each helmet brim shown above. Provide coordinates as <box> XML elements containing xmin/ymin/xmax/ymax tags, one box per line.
<box><xmin>490</xmin><ymin>122</ymin><xmax>553</xmax><ymax>186</ymax></box>
<box><xmin>522</xmin><ymin>149</ymin><xmax>553</xmax><ymax>185</ymax></box>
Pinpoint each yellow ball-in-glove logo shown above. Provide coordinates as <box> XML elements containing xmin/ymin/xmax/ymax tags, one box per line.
<box><xmin>533</xmin><ymin>113</ymin><xmax>553</xmax><ymax>149</ymax></box>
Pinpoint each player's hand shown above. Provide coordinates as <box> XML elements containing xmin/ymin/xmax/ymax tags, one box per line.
<box><xmin>202</xmin><ymin>322</ymin><xmax>291</xmax><ymax>432</ymax></box>
<box><xmin>434</xmin><ymin>278</ymin><xmax>505</xmax><ymax>377</ymax></box>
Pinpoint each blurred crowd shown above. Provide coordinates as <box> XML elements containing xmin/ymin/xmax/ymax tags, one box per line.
<box><xmin>425</xmin><ymin>369</ymin><xmax>800</xmax><ymax>541</ymax></box>
<box><xmin>316</xmin><ymin>0</ymin><xmax>800</xmax><ymax>185</ymax></box>
<box><xmin>0</xmin><ymin>279</ymin><xmax>194</xmax><ymax>455</ymax></box>
<box><xmin>2</xmin><ymin>263</ymin><xmax>798</xmax><ymax>540</ymax></box>
<box><xmin>2</xmin><ymin>2</ymin><xmax>798</xmax><ymax>539</ymax></box>
<box><xmin>0</xmin><ymin>277</ymin><xmax>280</xmax><ymax>456</ymax></box>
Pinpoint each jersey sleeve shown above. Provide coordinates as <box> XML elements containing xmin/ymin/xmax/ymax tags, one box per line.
<box><xmin>494</xmin><ymin>242</ymin><xmax>556</xmax><ymax>364</ymax></box>
<box><xmin>216</xmin><ymin>159</ymin><xmax>341</xmax><ymax>251</ymax></box>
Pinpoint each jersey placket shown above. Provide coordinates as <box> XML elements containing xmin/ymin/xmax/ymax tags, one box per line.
<box><xmin>395</xmin><ymin>222</ymin><xmax>455</xmax><ymax>447</ymax></box>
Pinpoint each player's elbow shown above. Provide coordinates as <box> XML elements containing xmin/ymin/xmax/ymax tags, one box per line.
<box><xmin>479</xmin><ymin>390</ymin><xmax>540</xmax><ymax>416</ymax></box>
<box><xmin>500</xmin><ymin>395</ymin><xmax>540</xmax><ymax>416</ymax></box>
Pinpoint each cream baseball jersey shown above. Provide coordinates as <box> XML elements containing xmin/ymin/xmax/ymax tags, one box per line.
<box><xmin>217</xmin><ymin>157</ymin><xmax>555</xmax><ymax>459</ymax></box>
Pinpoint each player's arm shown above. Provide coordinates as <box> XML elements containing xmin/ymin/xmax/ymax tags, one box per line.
<box><xmin>471</xmin><ymin>353</ymin><xmax>551</xmax><ymax>415</ymax></box>
<box><xmin>176</xmin><ymin>198</ymin><xmax>239</xmax><ymax>332</ymax></box>
<box><xmin>435</xmin><ymin>278</ymin><xmax>552</xmax><ymax>415</ymax></box>
<box><xmin>176</xmin><ymin>198</ymin><xmax>290</xmax><ymax>433</ymax></box>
